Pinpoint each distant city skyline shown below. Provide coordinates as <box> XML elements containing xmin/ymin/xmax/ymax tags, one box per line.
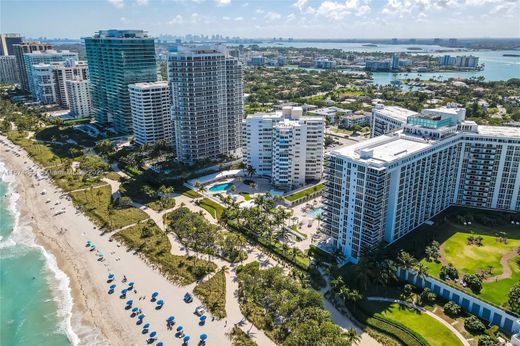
<box><xmin>1</xmin><ymin>0</ymin><xmax>519</xmax><ymax>39</ymax></box>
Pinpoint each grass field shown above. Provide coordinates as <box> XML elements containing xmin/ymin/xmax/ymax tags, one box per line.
<box><xmin>198</xmin><ymin>198</ymin><xmax>225</xmax><ymax>220</ymax></box>
<box><xmin>389</xmin><ymin>209</ymin><xmax>520</xmax><ymax>310</ymax></box>
<box><xmin>112</xmin><ymin>221</ymin><xmax>217</xmax><ymax>285</ymax></box>
<box><xmin>285</xmin><ymin>183</ymin><xmax>324</xmax><ymax>202</ymax></box>
<box><xmin>422</xmin><ymin>231</ymin><xmax>520</xmax><ymax>279</ymax></box>
<box><xmin>364</xmin><ymin>301</ymin><xmax>463</xmax><ymax>346</ymax></box>
<box><xmin>70</xmin><ymin>185</ymin><xmax>149</xmax><ymax>230</ymax></box>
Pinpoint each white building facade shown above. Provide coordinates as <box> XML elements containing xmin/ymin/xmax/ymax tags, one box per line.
<box><xmin>0</xmin><ymin>56</ymin><xmax>18</xmax><ymax>84</ymax></box>
<box><xmin>168</xmin><ymin>45</ymin><xmax>243</xmax><ymax>163</ymax></box>
<box><xmin>128</xmin><ymin>81</ymin><xmax>172</xmax><ymax>146</ymax></box>
<box><xmin>371</xmin><ymin>104</ymin><xmax>418</xmax><ymax>137</ymax></box>
<box><xmin>31</xmin><ymin>60</ymin><xmax>88</xmax><ymax>106</ymax></box>
<box><xmin>244</xmin><ymin>106</ymin><xmax>325</xmax><ymax>190</ymax></box>
<box><xmin>324</xmin><ymin>111</ymin><xmax>520</xmax><ymax>263</ymax></box>
<box><xmin>23</xmin><ymin>50</ymin><xmax>78</xmax><ymax>99</ymax></box>
<box><xmin>66</xmin><ymin>79</ymin><xmax>93</xmax><ymax>118</ymax></box>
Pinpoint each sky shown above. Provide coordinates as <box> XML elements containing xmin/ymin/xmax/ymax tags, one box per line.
<box><xmin>1</xmin><ymin>0</ymin><xmax>519</xmax><ymax>39</ymax></box>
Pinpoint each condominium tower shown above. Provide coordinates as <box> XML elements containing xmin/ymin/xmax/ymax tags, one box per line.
<box><xmin>243</xmin><ymin>106</ymin><xmax>325</xmax><ymax>190</ymax></box>
<box><xmin>168</xmin><ymin>44</ymin><xmax>243</xmax><ymax>163</ymax></box>
<box><xmin>128</xmin><ymin>81</ymin><xmax>172</xmax><ymax>146</ymax></box>
<box><xmin>371</xmin><ymin>104</ymin><xmax>418</xmax><ymax>137</ymax></box>
<box><xmin>323</xmin><ymin>110</ymin><xmax>520</xmax><ymax>263</ymax></box>
<box><xmin>84</xmin><ymin>29</ymin><xmax>157</xmax><ymax>134</ymax></box>
<box><xmin>31</xmin><ymin>60</ymin><xmax>88</xmax><ymax>105</ymax></box>
<box><xmin>13</xmin><ymin>41</ymin><xmax>53</xmax><ymax>91</ymax></box>
<box><xmin>66</xmin><ymin>79</ymin><xmax>93</xmax><ymax>118</ymax></box>
<box><xmin>23</xmin><ymin>50</ymin><xmax>78</xmax><ymax>99</ymax></box>
<box><xmin>0</xmin><ymin>33</ymin><xmax>22</xmax><ymax>56</ymax></box>
<box><xmin>0</xmin><ymin>56</ymin><xmax>19</xmax><ymax>84</ymax></box>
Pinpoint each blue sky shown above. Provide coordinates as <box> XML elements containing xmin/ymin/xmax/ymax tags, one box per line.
<box><xmin>1</xmin><ymin>0</ymin><xmax>519</xmax><ymax>39</ymax></box>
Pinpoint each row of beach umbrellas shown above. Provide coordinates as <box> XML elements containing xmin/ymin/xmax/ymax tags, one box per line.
<box><xmin>104</xmin><ymin>265</ymin><xmax>210</xmax><ymax>344</ymax></box>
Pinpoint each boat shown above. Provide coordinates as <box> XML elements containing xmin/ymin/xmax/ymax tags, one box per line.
<box><xmin>362</xmin><ymin>44</ymin><xmax>378</xmax><ymax>47</ymax></box>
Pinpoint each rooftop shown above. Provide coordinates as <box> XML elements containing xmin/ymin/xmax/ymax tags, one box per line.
<box><xmin>128</xmin><ymin>81</ymin><xmax>169</xmax><ymax>90</ymax></box>
<box><xmin>331</xmin><ymin>125</ymin><xmax>520</xmax><ymax>167</ymax></box>
<box><xmin>373</xmin><ymin>105</ymin><xmax>418</xmax><ymax>122</ymax></box>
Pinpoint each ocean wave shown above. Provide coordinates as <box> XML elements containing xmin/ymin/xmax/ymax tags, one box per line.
<box><xmin>0</xmin><ymin>160</ymin><xmax>80</xmax><ymax>346</ymax></box>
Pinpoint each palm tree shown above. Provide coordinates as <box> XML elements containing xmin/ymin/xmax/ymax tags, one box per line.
<box><xmin>416</xmin><ymin>262</ymin><xmax>429</xmax><ymax>278</ymax></box>
<box><xmin>344</xmin><ymin>329</ymin><xmax>361</xmax><ymax>345</ymax></box>
<box><xmin>246</xmin><ymin>165</ymin><xmax>256</xmax><ymax>177</ymax></box>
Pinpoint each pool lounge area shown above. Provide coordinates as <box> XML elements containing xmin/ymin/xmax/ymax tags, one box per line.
<box><xmin>208</xmin><ymin>182</ymin><xmax>233</xmax><ymax>192</ymax></box>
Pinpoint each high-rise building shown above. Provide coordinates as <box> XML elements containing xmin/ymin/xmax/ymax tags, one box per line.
<box><xmin>243</xmin><ymin>106</ymin><xmax>324</xmax><ymax>190</ymax></box>
<box><xmin>0</xmin><ymin>33</ymin><xmax>22</xmax><ymax>56</ymax></box>
<box><xmin>66</xmin><ymin>79</ymin><xmax>93</xmax><ymax>118</ymax></box>
<box><xmin>31</xmin><ymin>60</ymin><xmax>88</xmax><ymax>106</ymax></box>
<box><xmin>168</xmin><ymin>44</ymin><xmax>243</xmax><ymax>163</ymax></box>
<box><xmin>13</xmin><ymin>41</ymin><xmax>53</xmax><ymax>92</ymax></box>
<box><xmin>0</xmin><ymin>56</ymin><xmax>19</xmax><ymax>84</ymax></box>
<box><xmin>391</xmin><ymin>53</ymin><xmax>400</xmax><ymax>70</ymax></box>
<box><xmin>128</xmin><ymin>81</ymin><xmax>172</xmax><ymax>146</ymax></box>
<box><xmin>23</xmin><ymin>50</ymin><xmax>78</xmax><ymax>99</ymax></box>
<box><xmin>84</xmin><ymin>29</ymin><xmax>157</xmax><ymax>134</ymax></box>
<box><xmin>371</xmin><ymin>104</ymin><xmax>418</xmax><ymax>137</ymax></box>
<box><xmin>323</xmin><ymin>110</ymin><xmax>520</xmax><ymax>263</ymax></box>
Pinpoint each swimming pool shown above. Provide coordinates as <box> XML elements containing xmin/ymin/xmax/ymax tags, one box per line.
<box><xmin>209</xmin><ymin>182</ymin><xmax>233</xmax><ymax>192</ymax></box>
<box><xmin>308</xmin><ymin>207</ymin><xmax>323</xmax><ymax>218</ymax></box>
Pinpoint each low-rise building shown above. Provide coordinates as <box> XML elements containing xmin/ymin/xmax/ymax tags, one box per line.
<box><xmin>243</xmin><ymin>106</ymin><xmax>325</xmax><ymax>190</ymax></box>
<box><xmin>308</xmin><ymin>106</ymin><xmax>352</xmax><ymax>123</ymax></box>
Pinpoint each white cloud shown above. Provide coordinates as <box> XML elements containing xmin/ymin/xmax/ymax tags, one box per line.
<box><xmin>135</xmin><ymin>0</ymin><xmax>148</xmax><ymax>5</ymax></box>
<box><xmin>215</xmin><ymin>0</ymin><xmax>231</xmax><ymax>6</ymax></box>
<box><xmin>293</xmin><ymin>0</ymin><xmax>308</xmax><ymax>11</ymax></box>
<box><xmin>315</xmin><ymin>0</ymin><xmax>370</xmax><ymax>20</ymax></box>
<box><xmin>168</xmin><ymin>14</ymin><xmax>183</xmax><ymax>24</ymax></box>
<box><xmin>234</xmin><ymin>16</ymin><xmax>244</xmax><ymax>21</ymax></box>
<box><xmin>108</xmin><ymin>0</ymin><xmax>124</xmax><ymax>8</ymax></box>
<box><xmin>120</xmin><ymin>16</ymin><xmax>128</xmax><ymax>22</ymax></box>
<box><xmin>256</xmin><ymin>9</ymin><xmax>265</xmax><ymax>14</ymax></box>
<box><xmin>265</xmin><ymin>11</ymin><xmax>282</xmax><ymax>22</ymax></box>
<box><xmin>286</xmin><ymin>13</ymin><xmax>297</xmax><ymax>21</ymax></box>
<box><xmin>191</xmin><ymin>12</ymin><xmax>201</xmax><ymax>22</ymax></box>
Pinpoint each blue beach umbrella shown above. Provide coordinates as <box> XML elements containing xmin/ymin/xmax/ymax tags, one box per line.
<box><xmin>200</xmin><ymin>334</ymin><xmax>208</xmax><ymax>341</ymax></box>
<box><xmin>109</xmin><ymin>284</ymin><xmax>116</xmax><ymax>290</ymax></box>
<box><xmin>156</xmin><ymin>342</ymin><xmax>163</xmax><ymax>346</ymax></box>
<box><xmin>86</xmin><ymin>240</ymin><xmax>91</xmax><ymax>246</ymax></box>
<box><xmin>157</xmin><ymin>299</ymin><xmax>164</xmax><ymax>305</ymax></box>
<box><xmin>167</xmin><ymin>316</ymin><xmax>175</xmax><ymax>322</ymax></box>
<box><xmin>143</xmin><ymin>323</ymin><xmax>150</xmax><ymax>329</ymax></box>
<box><xmin>121</xmin><ymin>289</ymin><xmax>127</xmax><ymax>294</ymax></box>
<box><xmin>132</xmin><ymin>307</ymin><xmax>139</xmax><ymax>312</ymax></box>
<box><xmin>176</xmin><ymin>325</ymin><xmax>183</xmax><ymax>332</ymax></box>
<box><xmin>151</xmin><ymin>292</ymin><xmax>159</xmax><ymax>298</ymax></box>
<box><xmin>128</xmin><ymin>281</ymin><xmax>135</xmax><ymax>287</ymax></box>
<box><xmin>183</xmin><ymin>335</ymin><xmax>190</xmax><ymax>342</ymax></box>
<box><xmin>150</xmin><ymin>331</ymin><xmax>157</xmax><ymax>338</ymax></box>
<box><xmin>200</xmin><ymin>315</ymin><xmax>207</xmax><ymax>322</ymax></box>
<box><xmin>126</xmin><ymin>300</ymin><xmax>133</xmax><ymax>305</ymax></box>
<box><xmin>108</xmin><ymin>273</ymin><xmax>114</xmax><ymax>278</ymax></box>
<box><xmin>138</xmin><ymin>314</ymin><xmax>145</xmax><ymax>320</ymax></box>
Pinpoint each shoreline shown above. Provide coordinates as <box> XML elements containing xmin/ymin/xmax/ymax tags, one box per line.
<box><xmin>0</xmin><ymin>134</ymin><xmax>235</xmax><ymax>346</ymax></box>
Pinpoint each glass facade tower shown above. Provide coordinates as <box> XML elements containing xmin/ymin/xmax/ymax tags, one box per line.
<box><xmin>84</xmin><ymin>30</ymin><xmax>157</xmax><ymax>134</ymax></box>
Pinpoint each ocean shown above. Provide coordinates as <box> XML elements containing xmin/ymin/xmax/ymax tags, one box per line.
<box><xmin>0</xmin><ymin>162</ymin><xmax>76</xmax><ymax>346</ymax></box>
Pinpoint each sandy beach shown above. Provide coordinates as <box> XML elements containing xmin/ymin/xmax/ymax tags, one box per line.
<box><xmin>0</xmin><ymin>136</ymin><xmax>237</xmax><ymax>346</ymax></box>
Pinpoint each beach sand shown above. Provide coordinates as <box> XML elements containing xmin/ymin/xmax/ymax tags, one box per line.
<box><xmin>0</xmin><ymin>135</ymin><xmax>234</xmax><ymax>346</ymax></box>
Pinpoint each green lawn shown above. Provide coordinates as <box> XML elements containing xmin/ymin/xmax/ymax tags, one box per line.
<box><xmin>480</xmin><ymin>256</ymin><xmax>520</xmax><ymax>307</ymax></box>
<box><xmin>421</xmin><ymin>231</ymin><xmax>520</xmax><ymax>278</ymax></box>
<box><xmin>285</xmin><ymin>183</ymin><xmax>324</xmax><ymax>202</ymax></box>
<box><xmin>365</xmin><ymin>301</ymin><xmax>463</xmax><ymax>346</ymax></box>
<box><xmin>240</xmin><ymin>192</ymin><xmax>252</xmax><ymax>201</ymax></box>
<box><xmin>70</xmin><ymin>185</ymin><xmax>149</xmax><ymax>230</ymax></box>
<box><xmin>112</xmin><ymin>221</ymin><xmax>217</xmax><ymax>285</ymax></box>
<box><xmin>198</xmin><ymin>198</ymin><xmax>225</xmax><ymax>220</ymax></box>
